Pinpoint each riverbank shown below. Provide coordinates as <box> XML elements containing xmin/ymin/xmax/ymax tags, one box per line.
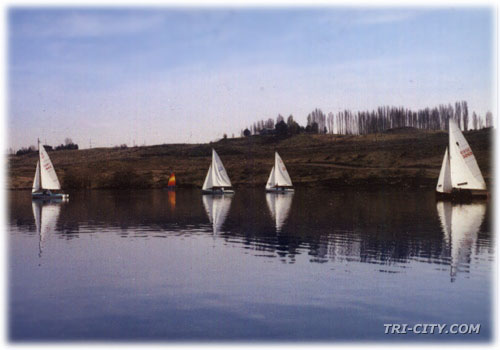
<box><xmin>8</xmin><ymin>127</ymin><xmax>493</xmax><ymax>190</ymax></box>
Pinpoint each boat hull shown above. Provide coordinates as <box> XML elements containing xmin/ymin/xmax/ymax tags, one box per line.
<box><xmin>202</xmin><ymin>188</ymin><xmax>235</xmax><ymax>194</ymax></box>
<box><xmin>32</xmin><ymin>192</ymin><xmax>69</xmax><ymax>200</ymax></box>
<box><xmin>435</xmin><ymin>189</ymin><xmax>488</xmax><ymax>201</ymax></box>
<box><xmin>265</xmin><ymin>188</ymin><xmax>295</xmax><ymax>193</ymax></box>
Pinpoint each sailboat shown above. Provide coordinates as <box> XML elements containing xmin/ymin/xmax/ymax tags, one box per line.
<box><xmin>202</xmin><ymin>193</ymin><xmax>233</xmax><ymax>235</ymax></box>
<box><xmin>265</xmin><ymin>152</ymin><xmax>294</xmax><ymax>192</ymax></box>
<box><xmin>266</xmin><ymin>192</ymin><xmax>294</xmax><ymax>232</ymax></box>
<box><xmin>436</xmin><ymin>120</ymin><xmax>487</xmax><ymax>199</ymax></box>
<box><xmin>32</xmin><ymin>199</ymin><xmax>62</xmax><ymax>257</ymax></box>
<box><xmin>32</xmin><ymin>140</ymin><xmax>69</xmax><ymax>200</ymax></box>
<box><xmin>436</xmin><ymin>201</ymin><xmax>486</xmax><ymax>282</ymax></box>
<box><xmin>202</xmin><ymin>149</ymin><xmax>234</xmax><ymax>194</ymax></box>
<box><xmin>167</xmin><ymin>172</ymin><xmax>176</xmax><ymax>190</ymax></box>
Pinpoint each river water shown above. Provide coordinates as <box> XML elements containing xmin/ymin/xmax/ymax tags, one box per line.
<box><xmin>7</xmin><ymin>189</ymin><xmax>493</xmax><ymax>341</ymax></box>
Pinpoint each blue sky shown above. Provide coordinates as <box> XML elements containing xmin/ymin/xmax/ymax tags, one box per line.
<box><xmin>8</xmin><ymin>7</ymin><xmax>494</xmax><ymax>149</ymax></box>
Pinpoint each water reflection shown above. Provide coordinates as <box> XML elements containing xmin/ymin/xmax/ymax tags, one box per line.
<box><xmin>202</xmin><ymin>194</ymin><xmax>233</xmax><ymax>235</ymax></box>
<box><xmin>8</xmin><ymin>189</ymin><xmax>492</xmax><ymax>269</ymax></box>
<box><xmin>8</xmin><ymin>189</ymin><xmax>493</xmax><ymax>341</ymax></box>
<box><xmin>31</xmin><ymin>199</ymin><xmax>63</xmax><ymax>257</ymax></box>
<box><xmin>168</xmin><ymin>190</ymin><xmax>176</xmax><ymax>209</ymax></box>
<box><xmin>265</xmin><ymin>192</ymin><xmax>293</xmax><ymax>232</ymax></box>
<box><xmin>436</xmin><ymin>201</ymin><xmax>487</xmax><ymax>282</ymax></box>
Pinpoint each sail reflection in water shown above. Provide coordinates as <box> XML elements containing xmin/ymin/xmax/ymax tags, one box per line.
<box><xmin>437</xmin><ymin>201</ymin><xmax>486</xmax><ymax>282</ymax></box>
<box><xmin>168</xmin><ymin>190</ymin><xmax>176</xmax><ymax>209</ymax></box>
<box><xmin>265</xmin><ymin>192</ymin><xmax>294</xmax><ymax>232</ymax></box>
<box><xmin>202</xmin><ymin>194</ymin><xmax>233</xmax><ymax>234</ymax></box>
<box><xmin>31</xmin><ymin>200</ymin><xmax>63</xmax><ymax>257</ymax></box>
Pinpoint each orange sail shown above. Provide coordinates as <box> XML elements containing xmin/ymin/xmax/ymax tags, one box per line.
<box><xmin>168</xmin><ymin>172</ymin><xmax>176</xmax><ymax>187</ymax></box>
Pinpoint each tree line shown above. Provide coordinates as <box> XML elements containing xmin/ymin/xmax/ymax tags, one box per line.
<box><xmin>241</xmin><ymin>101</ymin><xmax>493</xmax><ymax>137</ymax></box>
<box><xmin>15</xmin><ymin>138</ymin><xmax>79</xmax><ymax>156</ymax></box>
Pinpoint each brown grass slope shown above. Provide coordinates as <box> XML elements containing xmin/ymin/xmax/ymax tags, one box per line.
<box><xmin>7</xmin><ymin>127</ymin><xmax>493</xmax><ymax>190</ymax></box>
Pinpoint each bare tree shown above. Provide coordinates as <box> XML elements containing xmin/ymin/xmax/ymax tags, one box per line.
<box><xmin>462</xmin><ymin>101</ymin><xmax>469</xmax><ymax>131</ymax></box>
<box><xmin>472</xmin><ymin>112</ymin><xmax>478</xmax><ymax>130</ymax></box>
<box><xmin>307</xmin><ymin>108</ymin><xmax>326</xmax><ymax>134</ymax></box>
<box><xmin>327</xmin><ymin>112</ymin><xmax>334</xmax><ymax>134</ymax></box>
<box><xmin>485</xmin><ymin>111</ymin><xmax>493</xmax><ymax>128</ymax></box>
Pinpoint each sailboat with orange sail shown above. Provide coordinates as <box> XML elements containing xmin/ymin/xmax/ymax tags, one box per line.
<box><xmin>167</xmin><ymin>172</ymin><xmax>176</xmax><ymax>190</ymax></box>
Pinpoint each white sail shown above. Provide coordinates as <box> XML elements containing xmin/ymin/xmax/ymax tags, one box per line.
<box><xmin>266</xmin><ymin>192</ymin><xmax>294</xmax><ymax>232</ymax></box>
<box><xmin>39</xmin><ymin>145</ymin><xmax>61</xmax><ymax>190</ymax></box>
<box><xmin>202</xmin><ymin>164</ymin><xmax>213</xmax><ymax>191</ymax></box>
<box><xmin>202</xmin><ymin>194</ymin><xmax>233</xmax><ymax>235</ymax></box>
<box><xmin>203</xmin><ymin>149</ymin><xmax>231</xmax><ymax>190</ymax></box>
<box><xmin>212</xmin><ymin>149</ymin><xmax>232</xmax><ymax>187</ymax></box>
<box><xmin>32</xmin><ymin>201</ymin><xmax>61</xmax><ymax>256</ymax></box>
<box><xmin>265</xmin><ymin>166</ymin><xmax>276</xmax><ymax>190</ymax></box>
<box><xmin>437</xmin><ymin>201</ymin><xmax>486</xmax><ymax>281</ymax></box>
<box><xmin>266</xmin><ymin>152</ymin><xmax>293</xmax><ymax>189</ymax></box>
<box><xmin>32</xmin><ymin>161</ymin><xmax>41</xmax><ymax>193</ymax></box>
<box><xmin>448</xmin><ymin>121</ymin><xmax>486</xmax><ymax>190</ymax></box>
<box><xmin>274</xmin><ymin>152</ymin><xmax>293</xmax><ymax>187</ymax></box>
<box><xmin>436</xmin><ymin>148</ymin><xmax>452</xmax><ymax>193</ymax></box>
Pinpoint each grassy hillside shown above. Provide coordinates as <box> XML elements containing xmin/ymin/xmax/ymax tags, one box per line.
<box><xmin>8</xmin><ymin>128</ymin><xmax>493</xmax><ymax>190</ymax></box>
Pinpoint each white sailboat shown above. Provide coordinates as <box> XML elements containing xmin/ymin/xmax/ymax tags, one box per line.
<box><xmin>202</xmin><ymin>194</ymin><xmax>233</xmax><ymax>235</ymax></box>
<box><xmin>436</xmin><ymin>121</ymin><xmax>487</xmax><ymax>199</ymax></box>
<box><xmin>265</xmin><ymin>152</ymin><xmax>294</xmax><ymax>192</ymax></box>
<box><xmin>266</xmin><ymin>192</ymin><xmax>294</xmax><ymax>232</ymax></box>
<box><xmin>202</xmin><ymin>149</ymin><xmax>234</xmax><ymax>194</ymax></box>
<box><xmin>32</xmin><ymin>200</ymin><xmax>62</xmax><ymax>257</ymax></box>
<box><xmin>32</xmin><ymin>140</ymin><xmax>69</xmax><ymax>200</ymax></box>
<box><xmin>436</xmin><ymin>201</ymin><xmax>486</xmax><ymax>282</ymax></box>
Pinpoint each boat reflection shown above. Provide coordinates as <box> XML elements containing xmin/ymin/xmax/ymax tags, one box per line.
<box><xmin>202</xmin><ymin>194</ymin><xmax>233</xmax><ymax>235</ymax></box>
<box><xmin>436</xmin><ymin>201</ymin><xmax>486</xmax><ymax>282</ymax></box>
<box><xmin>32</xmin><ymin>199</ymin><xmax>63</xmax><ymax>258</ymax></box>
<box><xmin>7</xmin><ymin>189</ymin><xmax>489</xmax><ymax>270</ymax></box>
<box><xmin>265</xmin><ymin>192</ymin><xmax>294</xmax><ymax>232</ymax></box>
<box><xmin>168</xmin><ymin>190</ymin><xmax>176</xmax><ymax>209</ymax></box>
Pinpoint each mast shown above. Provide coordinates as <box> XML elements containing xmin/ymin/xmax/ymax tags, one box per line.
<box><xmin>38</xmin><ymin>138</ymin><xmax>42</xmax><ymax>191</ymax></box>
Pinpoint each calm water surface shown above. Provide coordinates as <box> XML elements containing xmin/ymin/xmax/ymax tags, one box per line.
<box><xmin>8</xmin><ymin>189</ymin><xmax>493</xmax><ymax>341</ymax></box>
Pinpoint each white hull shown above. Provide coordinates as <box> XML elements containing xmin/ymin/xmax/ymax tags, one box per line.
<box><xmin>32</xmin><ymin>192</ymin><xmax>69</xmax><ymax>200</ymax></box>
<box><xmin>202</xmin><ymin>188</ymin><xmax>235</xmax><ymax>194</ymax></box>
<box><xmin>265</xmin><ymin>187</ymin><xmax>294</xmax><ymax>193</ymax></box>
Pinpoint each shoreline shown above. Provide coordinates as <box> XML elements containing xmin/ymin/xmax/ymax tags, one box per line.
<box><xmin>8</xmin><ymin>128</ymin><xmax>492</xmax><ymax>191</ymax></box>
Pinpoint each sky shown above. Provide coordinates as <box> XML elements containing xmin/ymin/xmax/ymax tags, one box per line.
<box><xmin>7</xmin><ymin>7</ymin><xmax>495</xmax><ymax>150</ymax></box>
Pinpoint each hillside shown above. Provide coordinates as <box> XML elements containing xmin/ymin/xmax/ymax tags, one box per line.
<box><xmin>7</xmin><ymin>128</ymin><xmax>493</xmax><ymax>190</ymax></box>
